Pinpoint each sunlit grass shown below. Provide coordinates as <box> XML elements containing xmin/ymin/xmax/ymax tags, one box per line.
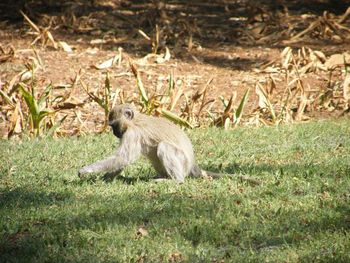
<box><xmin>1</xmin><ymin>119</ymin><xmax>349</xmax><ymax>262</ymax></box>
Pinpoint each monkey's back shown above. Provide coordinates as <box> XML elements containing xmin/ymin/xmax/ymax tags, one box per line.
<box><xmin>134</xmin><ymin>113</ymin><xmax>195</xmax><ymax>159</ymax></box>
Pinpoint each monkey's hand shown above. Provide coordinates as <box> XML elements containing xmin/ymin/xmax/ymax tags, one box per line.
<box><xmin>78</xmin><ymin>166</ymin><xmax>94</xmax><ymax>178</ymax></box>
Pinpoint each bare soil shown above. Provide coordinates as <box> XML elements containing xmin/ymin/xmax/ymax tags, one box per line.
<box><xmin>1</xmin><ymin>0</ymin><xmax>350</xmax><ymax>136</ymax></box>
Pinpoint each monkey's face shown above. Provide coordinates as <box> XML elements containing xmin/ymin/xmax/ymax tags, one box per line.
<box><xmin>108</xmin><ymin>105</ymin><xmax>135</xmax><ymax>138</ymax></box>
<box><xmin>110</xmin><ymin>121</ymin><xmax>124</xmax><ymax>138</ymax></box>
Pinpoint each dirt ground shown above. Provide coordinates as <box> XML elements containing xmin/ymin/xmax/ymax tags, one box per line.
<box><xmin>1</xmin><ymin>0</ymin><xmax>350</xmax><ymax>136</ymax></box>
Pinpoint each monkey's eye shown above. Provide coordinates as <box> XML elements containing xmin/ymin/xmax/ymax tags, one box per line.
<box><xmin>123</xmin><ymin>108</ymin><xmax>134</xmax><ymax>120</ymax></box>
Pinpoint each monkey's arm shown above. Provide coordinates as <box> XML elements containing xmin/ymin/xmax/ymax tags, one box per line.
<box><xmin>78</xmin><ymin>133</ymin><xmax>141</xmax><ymax>176</ymax></box>
<box><xmin>78</xmin><ymin>155</ymin><xmax>125</xmax><ymax>175</ymax></box>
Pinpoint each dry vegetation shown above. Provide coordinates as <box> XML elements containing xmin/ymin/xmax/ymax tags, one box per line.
<box><xmin>1</xmin><ymin>0</ymin><xmax>350</xmax><ymax>138</ymax></box>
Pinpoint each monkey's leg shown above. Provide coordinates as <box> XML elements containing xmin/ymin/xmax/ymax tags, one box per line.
<box><xmin>156</xmin><ymin>142</ymin><xmax>190</xmax><ymax>183</ymax></box>
<box><xmin>189</xmin><ymin>164</ymin><xmax>204</xmax><ymax>178</ymax></box>
<box><xmin>147</xmin><ymin>150</ymin><xmax>168</xmax><ymax>178</ymax></box>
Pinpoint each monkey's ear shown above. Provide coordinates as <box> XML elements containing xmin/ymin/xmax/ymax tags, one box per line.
<box><xmin>123</xmin><ymin>108</ymin><xmax>134</xmax><ymax>120</ymax></box>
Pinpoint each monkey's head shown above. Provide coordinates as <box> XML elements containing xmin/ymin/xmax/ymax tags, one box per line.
<box><xmin>108</xmin><ymin>104</ymin><xmax>135</xmax><ymax>138</ymax></box>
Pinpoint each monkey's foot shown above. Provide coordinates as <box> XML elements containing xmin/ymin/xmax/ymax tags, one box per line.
<box><xmin>102</xmin><ymin>172</ymin><xmax>118</xmax><ymax>182</ymax></box>
<box><xmin>153</xmin><ymin>178</ymin><xmax>169</xmax><ymax>183</ymax></box>
<box><xmin>153</xmin><ymin>177</ymin><xmax>184</xmax><ymax>184</ymax></box>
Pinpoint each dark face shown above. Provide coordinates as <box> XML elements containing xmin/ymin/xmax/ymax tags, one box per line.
<box><xmin>109</xmin><ymin>121</ymin><xmax>124</xmax><ymax>138</ymax></box>
<box><xmin>108</xmin><ymin>105</ymin><xmax>135</xmax><ymax>139</ymax></box>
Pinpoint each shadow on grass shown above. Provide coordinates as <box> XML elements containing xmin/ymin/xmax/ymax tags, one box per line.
<box><xmin>0</xmin><ymin>186</ymin><xmax>74</xmax><ymax>209</ymax></box>
<box><xmin>4</xmin><ymin>192</ymin><xmax>348</xmax><ymax>259</ymax></box>
<box><xmin>216</xmin><ymin>161</ymin><xmax>350</xmax><ymax>181</ymax></box>
<box><xmin>1</xmin><ymin>161</ymin><xmax>349</xmax><ymax>261</ymax></box>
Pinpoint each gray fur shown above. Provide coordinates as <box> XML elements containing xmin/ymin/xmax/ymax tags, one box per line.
<box><xmin>78</xmin><ymin>104</ymin><xmax>260</xmax><ymax>185</ymax></box>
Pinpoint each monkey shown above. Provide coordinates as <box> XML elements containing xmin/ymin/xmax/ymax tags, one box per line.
<box><xmin>78</xmin><ymin>104</ymin><xmax>260</xmax><ymax>185</ymax></box>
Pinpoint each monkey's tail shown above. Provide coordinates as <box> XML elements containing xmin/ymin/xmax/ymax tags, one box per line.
<box><xmin>201</xmin><ymin>170</ymin><xmax>261</xmax><ymax>186</ymax></box>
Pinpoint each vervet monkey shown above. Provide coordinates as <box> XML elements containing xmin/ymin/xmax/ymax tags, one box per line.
<box><xmin>78</xmin><ymin>104</ymin><xmax>260</xmax><ymax>185</ymax></box>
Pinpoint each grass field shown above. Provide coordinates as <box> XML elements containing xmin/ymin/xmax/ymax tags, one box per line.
<box><xmin>1</xmin><ymin>119</ymin><xmax>349</xmax><ymax>262</ymax></box>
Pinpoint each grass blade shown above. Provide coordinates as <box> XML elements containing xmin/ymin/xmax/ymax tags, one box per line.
<box><xmin>20</xmin><ymin>11</ymin><xmax>40</xmax><ymax>33</ymax></box>
<box><xmin>19</xmin><ymin>83</ymin><xmax>39</xmax><ymax>117</ymax></box>
<box><xmin>0</xmin><ymin>89</ymin><xmax>15</xmax><ymax>108</ymax></box>
<box><xmin>234</xmin><ymin>88</ymin><xmax>250</xmax><ymax>125</ymax></box>
<box><xmin>161</xmin><ymin>109</ymin><xmax>193</xmax><ymax>129</ymax></box>
<box><xmin>38</xmin><ymin>83</ymin><xmax>53</xmax><ymax>107</ymax></box>
<box><xmin>256</xmin><ymin>83</ymin><xmax>276</xmax><ymax>121</ymax></box>
<box><xmin>45</xmin><ymin>114</ymin><xmax>68</xmax><ymax>137</ymax></box>
<box><xmin>129</xmin><ymin>61</ymin><xmax>149</xmax><ymax>105</ymax></box>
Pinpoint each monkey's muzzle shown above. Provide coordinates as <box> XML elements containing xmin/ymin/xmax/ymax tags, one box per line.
<box><xmin>109</xmin><ymin>122</ymin><xmax>124</xmax><ymax>138</ymax></box>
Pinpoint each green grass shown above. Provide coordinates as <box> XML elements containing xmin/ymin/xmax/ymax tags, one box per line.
<box><xmin>1</xmin><ymin>119</ymin><xmax>350</xmax><ymax>262</ymax></box>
